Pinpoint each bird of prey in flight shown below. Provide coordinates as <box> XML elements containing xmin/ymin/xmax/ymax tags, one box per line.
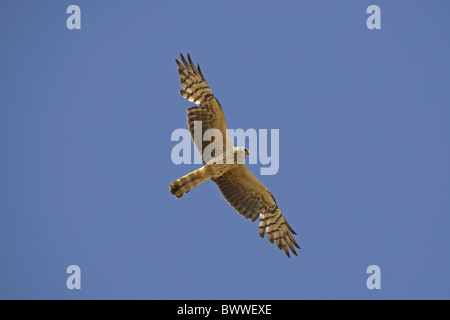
<box><xmin>169</xmin><ymin>53</ymin><xmax>300</xmax><ymax>257</ymax></box>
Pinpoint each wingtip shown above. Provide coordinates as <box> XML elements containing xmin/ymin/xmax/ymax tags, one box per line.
<box><xmin>187</xmin><ymin>54</ymin><xmax>198</xmax><ymax>74</ymax></box>
<box><xmin>292</xmin><ymin>238</ymin><xmax>301</xmax><ymax>249</ymax></box>
<box><xmin>286</xmin><ymin>221</ymin><xmax>297</xmax><ymax>235</ymax></box>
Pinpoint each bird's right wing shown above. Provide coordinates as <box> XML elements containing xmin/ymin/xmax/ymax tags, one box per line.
<box><xmin>176</xmin><ymin>53</ymin><xmax>234</xmax><ymax>161</ymax></box>
<box><xmin>212</xmin><ymin>165</ymin><xmax>301</xmax><ymax>257</ymax></box>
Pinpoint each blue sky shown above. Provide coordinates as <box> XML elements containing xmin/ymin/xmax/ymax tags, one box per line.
<box><xmin>0</xmin><ymin>1</ymin><xmax>449</xmax><ymax>299</ymax></box>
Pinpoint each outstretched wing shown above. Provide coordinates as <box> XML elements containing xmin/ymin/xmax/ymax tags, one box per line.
<box><xmin>176</xmin><ymin>53</ymin><xmax>233</xmax><ymax>160</ymax></box>
<box><xmin>212</xmin><ymin>166</ymin><xmax>301</xmax><ymax>258</ymax></box>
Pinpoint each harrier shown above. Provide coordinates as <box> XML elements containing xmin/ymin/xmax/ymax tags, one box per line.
<box><xmin>169</xmin><ymin>54</ymin><xmax>300</xmax><ymax>257</ymax></box>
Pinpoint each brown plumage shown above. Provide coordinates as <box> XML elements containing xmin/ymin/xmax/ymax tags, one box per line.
<box><xmin>170</xmin><ymin>53</ymin><xmax>301</xmax><ymax>257</ymax></box>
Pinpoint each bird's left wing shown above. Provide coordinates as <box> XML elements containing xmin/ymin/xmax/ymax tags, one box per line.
<box><xmin>176</xmin><ymin>53</ymin><xmax>234</xmax><ymax>161</ymax></box>
<box><xmin>212</xmin><ymin>166</ymin><xmax>301</xmax><ymax>257</ymax></box>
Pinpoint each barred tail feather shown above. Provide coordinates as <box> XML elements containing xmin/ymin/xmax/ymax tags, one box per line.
<box><xmin>169</xmin><ymin>168</ymin><xmax>210</xmax><ymax>199</ymax></box>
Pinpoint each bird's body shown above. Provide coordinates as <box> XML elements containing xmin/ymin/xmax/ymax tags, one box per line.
<box><xmin>170</xmin><ymin>54</ymin><xmax>300</xmax><ymax>257</ymax></box>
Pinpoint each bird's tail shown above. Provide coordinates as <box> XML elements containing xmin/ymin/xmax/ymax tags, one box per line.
<box><xmin>170</xmin><ymin>167</ymin><xmax>210</xmax><ymax>199</ymax></box>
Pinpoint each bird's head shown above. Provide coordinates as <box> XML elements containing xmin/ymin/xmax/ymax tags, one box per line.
<box><xmin>236</xmin><ymin>146</ymin><xmax>250</xmax><ymax>157</ymax></box>
<box><xmin>234</xmin><ymin>146</ymin><xmax>250</xmax><ymax>164</ymax></box>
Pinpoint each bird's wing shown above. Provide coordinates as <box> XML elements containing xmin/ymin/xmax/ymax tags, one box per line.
<box><xmin>176</xmin><ymin>53</ymin><xmax>234</xmax><ymax>161</ymax></box>
<box><xmin>212</xmin><ymin>166</ymin><xmax>301</xmax><ymax>257</ymax></box>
